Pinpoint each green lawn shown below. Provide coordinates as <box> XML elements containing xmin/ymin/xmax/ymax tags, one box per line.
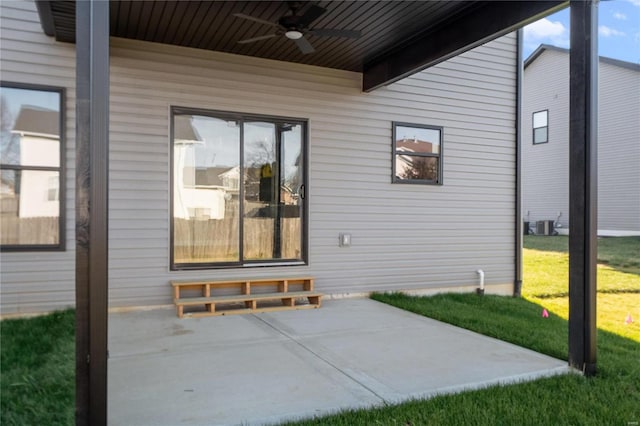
<box><xmin>1</xmin><ymin>310</ymin><xmax>75</xmax><ymax>426</ymax></box>
<box><xmin>522</xmin><ymin>236</ymin><xmax>640</xmax><ymax>342</ymax></box>
<box><xmin>524</xmin><ymin>235</ymin><xmax>640</xmax><ymax>275</ymax></box>
<box><xmin>2</xmin><ymin>237</ymin><xmax>639</xmax><ymax>425</ymax></box>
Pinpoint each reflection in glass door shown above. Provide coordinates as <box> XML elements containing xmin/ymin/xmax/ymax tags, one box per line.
<box><xmin>243</xmin><ymin>121</ymin><xmax>276</xmax><ymax>260</ymax></box>
<box><xmin>173</xmin><ymin>115</ymin><xmax>240</xmax><ymax>264</ymax></box>
<box><xmin>280</xmin><ymin>124</ymin><xmax>303</xmax><ymax>260</ymax></box>
<box><xmin>243</xmin><ymin>122</ymin><xmax>303</xmax><ymax>261</ymax></box>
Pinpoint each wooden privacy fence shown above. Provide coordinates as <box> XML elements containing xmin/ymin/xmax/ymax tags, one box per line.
<box><xmin>0</xmin><ymin>216</ymin><xmax>59</xmax><ymax>245</ymax></box>
<box><xmin>174</xmin><ymin>217</ymin><xmax>301</xmax><ymax>262</ymax></box>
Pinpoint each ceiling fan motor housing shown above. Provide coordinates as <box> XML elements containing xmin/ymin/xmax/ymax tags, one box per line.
<box><xmin>279</xmin><ymin>15</ymin><xmax>304</xmax><ymax>31</ymax></box>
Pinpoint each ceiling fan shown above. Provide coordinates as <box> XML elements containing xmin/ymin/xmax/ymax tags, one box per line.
<box><xmin>234</xmin><ymin>1</ymin><xmax>361</xmax><ymax>54</ymax></box>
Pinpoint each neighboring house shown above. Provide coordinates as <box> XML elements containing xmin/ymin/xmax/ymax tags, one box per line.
<box><xmin>13</xmin><ymin>106</ymin><xmax>61</xmax><ymax>218</ymax></box>
<box><xmin>394</xmin><ymin>134</ymin><xmax>440</xmax><ymax>182</ymax></box>
<box><xmin>173</xmin><ymin>116</ymin><xmax>228</xmax><ymax>221</ymax></box>
<box><xmin>522</xmin><ymin>44</ymin><xmax>640</xmax><ymax>236</ymax></box>
<box><xmin>1</xmin><ymin>1</ymin><xmax>543</xmax><ymax>315</ymax></box>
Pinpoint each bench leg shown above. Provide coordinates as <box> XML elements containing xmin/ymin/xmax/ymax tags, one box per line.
<box><xmin>304</xmin><ymin>279</ymin><xmax>314</xmax><ymax>291</ymax></box>
<box><xmin>177</xmin><ymin>305</ymin><xmax>184</xmax><ymax>318</ymax></box>
<box><xmin>282</xmin><ymin>297</ymin><xmax>295</xmax><ymax>307</ymax></box>
<box><xmin>308</xmin><ymin>296</ymin><xmax>321</xmax><ymax>307</ymax></box>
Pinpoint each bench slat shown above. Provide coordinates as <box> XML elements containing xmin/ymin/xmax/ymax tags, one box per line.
<box><xmin>183</xmin><ymin>304</ymin><xmax>320</xmax><ymax>318</ymax></box>
<box><xmin>174</xmin><ymin>291</ymin><xmax>323</xmax><ymax>306</ymax></box>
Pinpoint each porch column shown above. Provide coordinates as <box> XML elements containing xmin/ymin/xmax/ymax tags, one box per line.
<box><xmin>514</xmin><ymin>28</ymin><xmax>524</xmax><ymax>297</ymax></box>
<box><xmin>568</xmin><ymin>0</ymin><xmax>598</xmax><ymax>376</ymax></box>
<box><xmin>76</xmin><ymin>1</ymin><xmax>110</xmax><ymax>424</ymax></box>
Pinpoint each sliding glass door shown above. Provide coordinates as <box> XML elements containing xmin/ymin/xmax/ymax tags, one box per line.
<box><xmin>171</xmin><ymin>108</ymin><xmax>306</xmax><ymax>269</ymax></box>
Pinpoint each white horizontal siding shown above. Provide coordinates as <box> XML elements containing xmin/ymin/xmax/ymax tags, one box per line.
<box><xmin>523</xmin><ymin>49</ymin><xmax>640</xmax><ymax>232</ymax></box>
<box><xmin>1</xmin><ymin>0</ymin><xmax>518</xmax><ymax>314</ymax></box>
<box><xmin>0</xmin><ymin>0</ymin><xmax>76</xmax><ymax>315</ymax></box>
<box><xmin>597</xmin><ymin>62</ymin><xmax>640</xmax><ymax>232</ymax></box>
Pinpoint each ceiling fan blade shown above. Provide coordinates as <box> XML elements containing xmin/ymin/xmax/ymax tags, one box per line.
<box><xmin>233</xmin><ymin>13</ymin><xmax>279</xmax><ymax>28</ymax></box>
<box><xmin>294</xmin><ymin>36</ymin><xmax>315</xmax><ymax>54</ymax></box>
<box><xmin>309</xmin><ymin>28</ymin><xmax>361</xmax><ymax>39</ymax></box>
<box><xmin>237</xmin><ymin>34</ymin><xmax>278</xmax><ymax>44</ymax></box>
<box><xmin>298</xmin><ymin>4</ymin><xmax>326</xmax><ymax>27</ymax></box>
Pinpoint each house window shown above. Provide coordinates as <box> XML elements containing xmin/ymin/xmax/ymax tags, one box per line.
<box><xmin>532</xmin><ymin>110</ymin><xmax>548</xmax><ymax>144</ymax></box>
<box><xmin>171</xmin><ymin>107</ymin><xmax>307</xmax><ymax>269</ymax></box>
<box><xmin>392</xmin><ymin>122</ymin><xmax>443</xmax><ymax>184</ymax></box>
<box><xmin>0</xmin><ymin>82</ymin><xmax>65</xmax><ymax>251</ymax></box>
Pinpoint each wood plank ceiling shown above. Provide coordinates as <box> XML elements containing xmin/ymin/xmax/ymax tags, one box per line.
<box><xmin>43</xmin><ymin>1</ymin><xmax>480</xmax><ymax>72</ymax></box>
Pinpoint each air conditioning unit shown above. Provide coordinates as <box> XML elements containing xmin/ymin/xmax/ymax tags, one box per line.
<box><xmin>536</xmin><ymin>220</ymin><xmax>555</xmax><ymax>236</ymax></box>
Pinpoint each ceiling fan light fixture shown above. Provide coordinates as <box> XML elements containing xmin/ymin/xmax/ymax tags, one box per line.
<box><xmin>285</xmin><ymin>30</ymin><xmax>303</xmax><ymax>40</ymax></box>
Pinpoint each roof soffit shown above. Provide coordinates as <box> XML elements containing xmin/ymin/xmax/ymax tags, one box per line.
<box><xmin>37</xmin><ymin>1</ymin><xmax>568</xmax><ymax>90</ymax></box>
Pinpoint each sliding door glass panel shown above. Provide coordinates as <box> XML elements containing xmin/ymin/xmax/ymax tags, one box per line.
<box><xmin>173</xmin><ymin>114</ymin><xmax>240</xmax><ymax>264</ymax></box>
<box><xmin>243</xmin><ymin>121</ymin><xmax>276</xmax><ymax>260</ymax></box>
<box><xmin>280</xmin><ymin>124</ymin><xmax>303</xmax><ymax>260</ymax></box>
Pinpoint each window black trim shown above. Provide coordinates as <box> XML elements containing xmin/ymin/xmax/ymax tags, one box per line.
<box><xmin>532</xmin><ymin>109</ymin><xmax>549</xmax><ymax>145</ymax></box>
<box><xmin>0</xmin><ymin>81</ymin><xmax>66</xmax><ymax>252</ymax></box>
<box><xmin>392</xmin><ymin>121</ymin><xmax>443</xmax><ymax>185</ymax></box>
<box><xmin>169</xmin><ymin>106</ymin><xmax>309</xmax><ymax>270</ymax></box>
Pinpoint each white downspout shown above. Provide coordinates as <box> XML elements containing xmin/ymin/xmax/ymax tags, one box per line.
<box><xmin>476</xmin><ymin>269</ymin><xmax>485</xmax><ymax>295</ymax></box>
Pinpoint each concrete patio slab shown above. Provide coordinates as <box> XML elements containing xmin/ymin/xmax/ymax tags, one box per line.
<box><xmin>108</xmin><ymin>298</ymin><xmax>571</xmax><ymax>425</ymax></box>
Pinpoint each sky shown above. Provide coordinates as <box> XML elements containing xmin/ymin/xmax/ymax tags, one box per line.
<box><xmin>523</xmin><ymin>0</ymin><xmax>640</xmax><ymax>64</ymax></box>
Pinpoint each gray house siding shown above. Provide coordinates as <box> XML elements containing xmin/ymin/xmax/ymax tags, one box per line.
<box><xmin>0</xmin><ymin>1</ymin><xmax>76</xmax><ymax>314</ymax></box>
<box><xmin>522</xmin><ymin>46</ymin><xmax>640</xmax><ymax>234</ymax></box>
<box><xmin>598</xmin><ymin>61</ymin><xmax>640</xmax><ymax>233</ymax></box>
<box><xmin>1</xmin><ymin>1</ymin><xmax>518</xmax><ymax>315</ymax></box>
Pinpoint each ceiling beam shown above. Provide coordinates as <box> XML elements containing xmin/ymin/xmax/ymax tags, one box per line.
<box><xmin>362</xmin><ymin>0</ymin><xmax>567</xmax><ymax>92</ymax></box>
<box><xmin>35</xmin><ymin>0</ymin><xmax>56</xmax><ymax>37</ymax></box>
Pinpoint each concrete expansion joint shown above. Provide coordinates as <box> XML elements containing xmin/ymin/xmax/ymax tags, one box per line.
<box><xmin>251</xmin><ymin>314</ymin><xmax>390</xmax><ymax>404</ymax></box>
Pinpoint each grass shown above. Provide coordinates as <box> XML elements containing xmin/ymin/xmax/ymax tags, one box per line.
<box><xmin>0</xmin><ymin>309</ymin><xmax>75</xmax><ymax>426</ymax></box>
<box><xmin>2</xmin><ymin>237</ymin><xmax>639</xmax><ymax>425</ymax></box>
<box><xmin>524</xmin><ymin>235</ymin><xmax>640</xmax><ymax>275</ymax></box>
<box><xmin>522</xmin><ymin>236</ymin><xmax>640</xmax><ymax>342</ymax></box>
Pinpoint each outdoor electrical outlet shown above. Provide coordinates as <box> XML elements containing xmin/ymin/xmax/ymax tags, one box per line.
<box><xmin>339</xmin><ymin>233</ymin><xmax>351</xmax><ymax>247</ymax></box>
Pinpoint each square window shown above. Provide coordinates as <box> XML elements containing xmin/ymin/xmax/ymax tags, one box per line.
<box><xmin>392</xmin><ymin>122</ymin><xmax>443</xmax><ymax>184</ymax></box>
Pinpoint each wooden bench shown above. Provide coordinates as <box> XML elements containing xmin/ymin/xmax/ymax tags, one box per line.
<box><xmin>170</xmin><ymin>277</ymin><xmax>321</xmax><ymax>318</ymax></box>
